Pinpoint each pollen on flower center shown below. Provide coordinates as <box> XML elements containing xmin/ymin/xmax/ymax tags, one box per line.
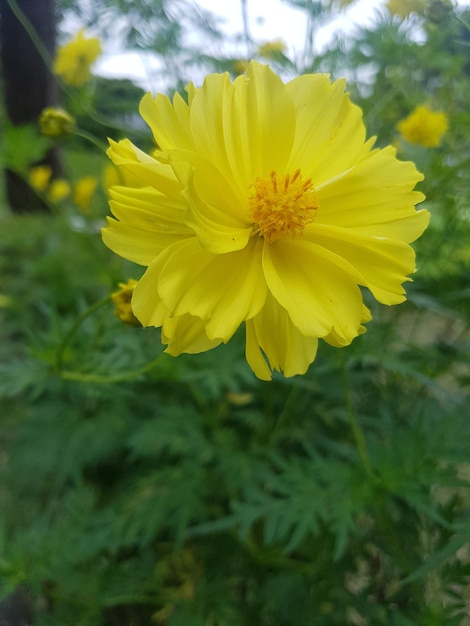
<box><xmin>248</xmin><ymin>170</ymin><xmax>319</xmax><ymax>242</ymax></box>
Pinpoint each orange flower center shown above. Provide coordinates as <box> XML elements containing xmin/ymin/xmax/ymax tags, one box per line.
<box><xmin>248</xmin><ymin>170</ymin><xmax>318</xmax><ymax>242</ymax></box>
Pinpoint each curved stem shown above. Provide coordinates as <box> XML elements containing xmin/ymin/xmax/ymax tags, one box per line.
<box><xmin>75</xmin><ymin>129</ymin><xmax>109</xmax><ymax>153</ymax></box>
<box><xmin>454</xmin><ymin>14</ymin><xmax>470</xmax><ymax>33</ymax></box>
<box><xmin>60</xmin><ymin>354</ymin><xmax>165</xmax><ymax>384</ymax></box>
<box><xmin>55</xmin><ymin>294</ymin><xmax>166</xmax><ymax>384</ymax></box>
<box><xmin>55</xmin><ymin>295</ymin><xmax>111</xmax><ymax>375</ymax></box>
<box><xmin>6</xmin><ymin>0</ymin><xmax>53</xmax><ymax>68</ymax></box>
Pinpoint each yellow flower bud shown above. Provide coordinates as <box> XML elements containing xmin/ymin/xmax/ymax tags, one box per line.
<box><xmin>39</xmin><ymin>107</ymin><xmax>76</xmax><ymax>138</ymax></box>
<box><xmin>111</xmin><ymin>280</ymin><xmax>140</xmax><ymax>326</ymax></box>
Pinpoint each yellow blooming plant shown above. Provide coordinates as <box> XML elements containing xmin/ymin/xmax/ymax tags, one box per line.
<box><xmin>53</xmin><ymin>29</ymin><xmax>102</xmax><ymax>87</ymax></box>
<box><xmin>73</xmin><ymin>176</ymin><xmax>98</xmax><ymax>213</ymax></box>
<box><xmin>29</xmin><ymin>165</ymin><xmax>52</xmax><ymax>192</ymax></box>
<box><xmin>397</xmin><ymin>105</ymin><xmax>449</xmax><ymax>147</ymax></box>
<box><xmin>102</xmin><ymin>62</ymin><xmax>429</xmax><ymax>380</ymax></box>
<box><xmin>257</xmin><ymin>39</ymin><xmax>287</xmax><ymax>59</ymax></box>
<box><xmin>386</xmin><ymin>0</ymin><xmax>426</xmax><ymax>18</ymax></box>
<box><xmin>48</xmin><ymin>179</ymin><xmax>71</xmax><ymax>203</ymax></box>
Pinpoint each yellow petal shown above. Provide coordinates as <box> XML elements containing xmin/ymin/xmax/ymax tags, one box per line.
<box><xmin>163</xmin><ymin>314</ymin><xmax>223</xmax><ymax>355</ymax></box>
<box><xmin>263</xmin><ymin>238</ymin><xmax>364</xmax><ymax>343</ymax></box>
<box><xmin>139</xmin><ymin>237</ymin><xmax>267</xmax><ymax>342</ymax></box>
<box><xmin>317</xmin><ymin>146</ymin><xmax>428</xmax><ymax>243</ymax></box>
<box><xmin>222</xmin><ymin>62</ymin><xmax>296</xmax><ymax>190</ymax></box>
<box><xmin>183</xmin><ymin>165</ymin><xmax>253</xmax><ymax>254</ymax></box>
<box><xmin>107</xmin><ymin>138</ymin><xmax>181</xmax><ymax>196</ymax></box>
<box><xmin>103</xmin><ymin>186</ymin><xmax>192</xmax><ymax>265</ymax></box>
<box><xmin>102</xmin><ymin>218</ymin><xmax>167</xmax><ymax>266</ymax></box>
<box><xmin>108</xmin><ymin>186</ymin><xmax>188</xmax><ymax>232</ymax></box>
<box><xmin>189</xmin><ymin>72</ymin><xmax>238</xmax><ymax>189</ymax></box>
<box><xmin>139</xmin><ymin>92</ymin><xmax>196</xmax><ymax>151</ymax></box>
<box><xmin>246</xmin><ymin>293</ymin><xmax>319</xmax><ymax>380</ymax></box>
<box><xmin>286</xmin><ymin>74</ymin><xmax>371</xmax><ymax>183</ymax></box>
<box><xmin>308</xmin><ymin>223</ymin><xmax>417</xmax><ymax>304</ymax></box>
<box><xmin>324</xmin><ymin>304</ymin><xmax>372</xmax><ymax>347</ymax></box>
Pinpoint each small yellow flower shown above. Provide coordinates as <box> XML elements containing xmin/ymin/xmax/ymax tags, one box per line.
<box><xmin>397</xmin><ymin>105</ymin><xmax>449</xmax><ymax>147</ymax></box>
<box><xmin>102</xmin><ymin>62</ymin><xmax>429</xmax><ymax>380</ymax></box>
<box><xmin>111</xmin><ymin>279</ymin><xmax>140</xmax><ymax>325</ymax></box>
<box><xmin>0</xmin><ymin>293</ymin><xmax>12</xmax><ymax>308</ymax></box>
<box><xmin>29</xmin><ymin>165</ymin><xmax>52</xmax><ymax>192</ymax></box>
<box><xmin>257</xmin><ymin>39</ymin><xmax>286</xmax><ymax>59</ymax></box>
<box><xmin>48</xmin><ymin>178</ymin><xmax>71</xmax><ymax>203</ymax></box>
<box><xmin>73</xmin><ymin>176</ymin><xmax>97</xmax><ymax>212</ymax></box>
<box><xmin>39</xmin><ymin>107</ymin><xmax>76</xmax><ymax>137</ymax></box>
<box><xmin>387</xmin><ymin>0</ymin><xmax>426</xmax><ymax>18</ymax></box>
<box><xmin>53</xmin><ymin>29</ymin><xmax>102</xmax><ymax>87</ymax></box>
<box><xmin>233</xmin><ymin>60</ymin><xmax>249</xmax><ymax>75</ymax></box>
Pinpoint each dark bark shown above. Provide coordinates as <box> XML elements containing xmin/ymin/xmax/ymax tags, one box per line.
<box><xmin>0</xmin><ymin>0</ymin><xmax>62</xmax><ymax>212</ymax></box>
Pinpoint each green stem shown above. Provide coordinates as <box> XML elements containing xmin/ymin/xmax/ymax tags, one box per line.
<box><xmin>75</xmin><ymin>129</ymin><xmax>109</xmax><ymax>153</ymax></box>
<box><xmin>340</xmin><ymin>359</ymin><xmax>374</xmax><ymax>479</ymax></box>
<box><xmin>55</xmin><ymin>295</ymin><xmax>111</xmax><ymax>375</ymax></box>
<box><xmin>55</xmin><ymin>294</ymin><xmax>166</xmax><ymax>384</ymax></box>
<box><xmin>268</xmin><ymin>385</ymin><xmax>299</xmax><ymax>446</ymax></box>
<box><xmin>60</xmin><ymin>355</ymin><xmax>164</xmax><ymax>384</ymax></box>
<box><xmin>6</xmin><ymin>0</ymin><xmax>53</xmax><ymax>68</ymax></box>
<box><xmin>454</xmin><ymin>14</ymin><xmax>470</xmax><ymax>33</ymax></box>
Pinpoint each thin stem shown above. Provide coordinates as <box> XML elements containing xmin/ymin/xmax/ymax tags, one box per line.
<box><xmin>60</xmin><ymin>355</ymin><xmax>164</xmax><ymax>384</ymax></box>
<box><xmin>268</xmin><ymin>385</ymin><xmax>299</xmax><ymax>446</ymax></box>
<box><xmin>240</xmin><ymin>0</ymin><xmax>253</xmax><ymax>59</ymax></box>
<box><xmin>6</xmin><ymin>0</ymin><xmax>53</xmax><ymax>68</ymax></box>
<box><xmin>75</xmin><ymin>129</ymin><xmax>109</xmax><ymax>153</ymax></box>
<box><xmin>340</xmin><ymin>358</ymin><xmax>374</xmax><ymax>478</ymax></box>
<box><xmin>55</xmin><ymin>294</ymin><xmax>166</xmax><ymax>384</ymax></box>
<box><xmin>55</xmin><ymin>295</ymin><xmax>111</xmax><ymax>374</ymax></box>
<box><xmin>454</xmin><ymin>13</ymin><xmax>470</xmax><ymax>33</ymax></box>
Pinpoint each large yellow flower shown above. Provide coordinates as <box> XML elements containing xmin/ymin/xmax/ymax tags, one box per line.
<box><xmin>53</xmin><ymin>29</ymin><xmax>102</xmax><ymax>87</ymax></box>
<box><xmin>102</xmin><ymin>62</ymin><xmax>429</xmax><ymax>380</ymax></box>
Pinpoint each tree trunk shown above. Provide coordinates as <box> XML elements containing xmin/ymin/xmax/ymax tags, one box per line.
<box><xmin>0</xmin><ymin>0</ymin><xmax>62</xmax><ymax>212</ymax></box>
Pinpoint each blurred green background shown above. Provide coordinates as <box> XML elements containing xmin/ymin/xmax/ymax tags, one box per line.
<box><xmin>1</xmin><ymin>0</ymin><xmax>470</xmax><ymax>624</ymax></box>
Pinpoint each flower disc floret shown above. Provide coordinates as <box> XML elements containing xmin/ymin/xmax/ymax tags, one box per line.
<box><xmin>102</xmin><ymin>61</ymin><xmax>429</xmax><ymax>380</ymax></box>
<box><xmin>249</xmin><ymin>170</ymin><xmax>318</xmax><ymax>242</ymax></box>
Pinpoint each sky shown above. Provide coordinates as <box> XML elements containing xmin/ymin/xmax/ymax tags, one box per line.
<box><xmin>94</xmin><ymin>0</ymin><xmax>470</xmax><ymax>90</ymax></box>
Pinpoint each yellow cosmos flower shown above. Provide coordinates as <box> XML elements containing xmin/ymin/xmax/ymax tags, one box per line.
<box><xmin>102</xmin><ymin>62</ymin><xmax>429</xmax><ymax>380</ymax></box>
<box><xmin>232</xmin><ymin>60</ymin><xmax>249</xmax><ymax>75</ymax></box>
<box><xmin>111</xmin><ymin>279</ymin><xmax>140</xmax><ymax>325</ymax></box>
<box><xmin>257</xmin><ymin>39</ymin><xmax>287</xmax><ymax>59</ymax></box>
<box><xmin>387</xmin><ymin>0</ymin><xmax>426</xmax><ymax>18</ymax></box>
<box><xmin>29</xmin><ymin>165</ymin><xmax>52</xmax><ymax>192</ymax></box>
<box><xmin>397</xmin><ymin>105</ymin><xmax>449</xmax><ymax>147</ymax></box>
<box><xmin>73</xmin><ymin>176</ymin><xmax>98</xmax><ymax>212</ymax></box>
<box><xmin>53</xmin><ymin>29</ymin><xmax>102</xmax><ymax>87</ymax></box>
<box><xmin>48</xmin><ymin>178</ymin><xmax>71</xmax><ymax>203</ymax></box>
